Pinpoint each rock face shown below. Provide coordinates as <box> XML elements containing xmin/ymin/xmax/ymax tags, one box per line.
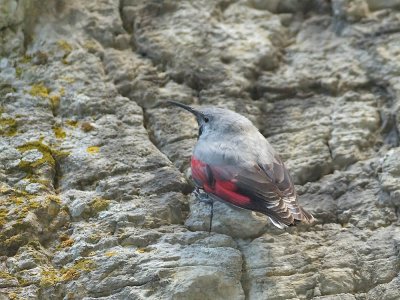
<box><xmin>0</xmin><ymin>0</ymin><xmax>400</xmax><ymax>299</ymax></box>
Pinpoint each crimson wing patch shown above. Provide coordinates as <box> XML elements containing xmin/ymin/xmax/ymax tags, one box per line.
<box><xmin>191</xmin><ymin>156</ymin><xmax>313</xmax><ymax>227</ymax></box>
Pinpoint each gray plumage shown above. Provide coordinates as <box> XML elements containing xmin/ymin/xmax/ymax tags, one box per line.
<box><xmin>169</xmin><ymin>101</ymin><xmax>315</xmax><ymax>228</ymax></box>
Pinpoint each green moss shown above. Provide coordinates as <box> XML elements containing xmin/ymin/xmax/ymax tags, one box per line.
<box><xmin>29</xmin><ymin>83</ymin><xmax>50</xmax><ymax>98</ymax></box>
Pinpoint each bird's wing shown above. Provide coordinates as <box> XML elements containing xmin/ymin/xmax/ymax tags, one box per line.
<box><xmin>191</xmin><ymin>155</ymin><xmax>313</xmax><ymax>227</ymax></box>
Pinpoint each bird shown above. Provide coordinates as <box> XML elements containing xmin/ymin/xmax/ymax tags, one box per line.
<box><xmin>168</xmin><ymin>101</ymin><xmax>314</xmax><ymax>229</ymax></box>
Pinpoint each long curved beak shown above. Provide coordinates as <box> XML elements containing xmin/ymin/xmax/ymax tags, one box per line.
<box><xmin>167</xmin><ymin>101</ymin><xmax>204</xmax><ymax>119</ymax></box>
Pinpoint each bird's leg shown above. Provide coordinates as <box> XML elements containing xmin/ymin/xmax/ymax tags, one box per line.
<box><xmin>209</xmin><ymin>200</ymin><xmax>213</xmax><ymax>234</ymax></box>
<box><xmin>193</xmin><ymin>187</ymin><xmax>214</xmax><ymax>233</ymax></box>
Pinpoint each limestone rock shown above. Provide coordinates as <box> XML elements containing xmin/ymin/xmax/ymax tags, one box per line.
<box><xmin>0</xmin><ymin>0</ymin><xmax>400</xmax><ymax>299</ymax></box>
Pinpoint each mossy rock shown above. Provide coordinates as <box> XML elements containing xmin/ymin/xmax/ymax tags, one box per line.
<box><xmin>17</xmin><ymin>140</ymin><xmax>70</xmax><ymax>171</ymax></box>
<box><xmin>82</xmin><ymin>198</ymin><xmax>110</xmax><ymax>219</ymax></box>
<box><xmin>0</xmin><ymin>84</ymin><xmax>16</xmax><ymax>97</ymax></box>
<box><xmin>29</xmin><ymin>83</ymin><xmax>50</xmax><ymax>98</ymax></box>
<box><xmin>40</xmin><ymin>258</ymin><xmax>95</xmax><ymax>287</ymax></box>
<box><xmin>0</xmin><ymin>117</ymin><xmax>18</xmax><ymax>136</ymax></box>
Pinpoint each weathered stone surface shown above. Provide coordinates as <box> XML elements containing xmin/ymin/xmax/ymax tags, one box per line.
<box><xmin>0</xmin><ymin>0</ymin><xmax>399</xmax><ymax>299</ymax></box>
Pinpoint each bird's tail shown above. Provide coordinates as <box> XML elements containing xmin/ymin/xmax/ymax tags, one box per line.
<box><xmin>299</xmin><ymin>207</ymin><xmax>315</xmax><ymax>224</ymax></box>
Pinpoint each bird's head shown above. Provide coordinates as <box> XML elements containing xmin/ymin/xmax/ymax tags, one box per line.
<box><xmin>168</xmin><ymin>101</ymin><xmax>254</xmax><ymax>139</ymax></box>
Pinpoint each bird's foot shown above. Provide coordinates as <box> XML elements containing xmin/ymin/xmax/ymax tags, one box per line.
<box><xmin>193</xmin><ymin>188</ymin><xmax>214</xmax><ymax>234</ymax></box>
<box><xmin>193</xmin><ymin>188</ymin><xmax>213</xmax><ymax>205</ymax></box>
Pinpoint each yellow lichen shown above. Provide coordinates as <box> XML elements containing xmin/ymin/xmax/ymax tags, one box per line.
<box><xmin>44</xmin><ymin>195</ymin><xmax>61</xmax><ymax>217</ymax></box>
<box><xmin>137</xmin><ymin>247</ymin><xmax>151</xmax><ymax>254</ymax></box>
<box><xmin>10</xmin><ymin>196</ymin><xmax>24</xmax><ymax>205</ymax></box>
<box><xmin>53</xmin><ymin>126</ymin><xmax>66</xmax><ymax>139</ymax></box>
<box><xmin>17</xmin><ymin>141</ymin><xmax>70</xmax><ymax>170</ymax></box>
<box><xmin>70</xmin><ymin>259</ymin><xmax>95</xmax><ymax>271</ymax></box>
<box><xmin>3</xmin><ymin>234</ymin><xmax>25</xmax><ymax>248</ymax></box>
<box><xmin>59</xmin><ymin>87</ymin><xmax>65</xmax><ymax>96</ymax></box>
<box><xmin>15</xmin><ymin>67</ymin><xmax>23</xmax><ymax>78</ymax></box>
<box><xmin>49</xmin><ymin>94</ymin><xmax>60</xmax><ymax>111</ymax></box>
<box><xmin>0</xmin><ymin>208</ymin><xmax>8</xmax><ymax>227</ymax></box>
<box><xmin>25</xmin><ymin>175</ymin><xmax>51</xmax><ymax>187</ymax></box>
<box><xmin>105</xmin><ymin>251</ymin><xmax>117</xmax><ymax>257</ymax></box>
<box><xmin>28</xmin><ymin>199</ymin><xmax>40</xmax><ymax>209</ymax></box>
<box><xmin>47</xmin><ymin>195</ymin><xmax>62</xmax><ymax>204</ymax></box>
<box><xmin>60</xmin><ymin>239</ymin><xmax>74</xmax><ymax>248</ymax></box>
<box><xmin>60</xmin><ymin>77</ymin><xmax>75</xmax><ymax>83</ymax></box>
<box><xmin>0</xmin><ymin>117</ymin><xmax>17</xmax><ymax>136</ymax></box>
<box><xmin>91</xmin><ymin>198</ymin><xmax>109</xmax><ymax>213</ymax></box>
<box><xmin>66</xmin><ymin>119</ymin><xmax>78</xmax><ymax>127</ymax></box>
<box><xmin>60</xmin><ymin>269</ymin><xmax>79</xmax><ymax>281</ymax></box>
<box><xmin>0</xmin><ymin>271</ymin><xmax>16</xmax><ymax>280</ymax></box>
<box><xmin>21</xmin><ymin>55</ymin><xmax>32</xmax><ymax>64</ymax></box>
<box><xmin>0</xmin><ymin>84</ymin><xmax>16</xmax><ymax>96</ymax></box>
<box><xmin>40</xmin><ymin>259</ymin><xmax>95</xmax><ymax>287</ymax></box>
<box><xmin>18</xmin><ymin>141</ymin><xmax>56</xmax><ymax>169</ymax></box>
<box><xmin>86</xmin><ymin>146</ymin><xmax>100</xmax><ymax>154</ymax></box>
<box><xmin>8</xmin><ymin>292</ymin><xmax>18</xmax><ymax>300</ymax></box>
<box><xmin>40</xmin><ymin>268</ymin><xmax>61</xmax><ymax>287</ymax></box>
<box><xmin>29</xmin><ymin>83</ymin><xmax>50</xmax><ymax>98</ymax></box>
<box><xmin>57</xmin><ymin>40</ymin><xmax>73</xmax><ymax>53</ymax></box>
<box><xmin>83</xmin><ymin>40</ymin><xmax>98</xmax><ymax>51</ymax></box>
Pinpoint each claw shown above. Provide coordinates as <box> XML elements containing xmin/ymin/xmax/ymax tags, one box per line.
<box><xmin>194</xmin><ymin>187</ymin><xmax>213</xmax><ymax>205</ymax></box>
<box><xmin>193</xmin><ymin>188</ymin><xmax>214</xmax><ymax>233</ymax></box>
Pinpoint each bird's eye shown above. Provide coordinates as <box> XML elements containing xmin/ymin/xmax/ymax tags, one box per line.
<box><xmin>204</xmin><ymin>117</ymin><xmax>209</xmax><ymax>123</ymax></box>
